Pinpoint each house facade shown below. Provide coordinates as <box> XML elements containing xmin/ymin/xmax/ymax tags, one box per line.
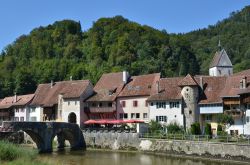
<box><xmin>0</xmin><ymin>94</ymin><xmax>34</xmax><ymax>124</ymax></box>
<box><xmin>117</xmin><ymin>73</ymin><xmax>160</xmax><ymax>122</ymax></box>
<box><xmin>198</xmin><ymin>76</ymin><xmax>226</xmax><ymax>135</ymax></box>
<box><xmin>147</xmin><ymin>77</ymin><xmax>184</xmax><ymax>126</ymax></box>
<box><xmin>85</xmin><ymin>72</ymin><xmax>127</xmax><ymax>120</ymax></box>
<box><xmin>30</xmin><ymin>80</ymin><xmax>94</xmax><ymax>126</ymax></box>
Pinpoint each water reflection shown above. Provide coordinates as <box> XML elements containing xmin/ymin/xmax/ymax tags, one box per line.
<box><xmin>38</xmin><ymin>150</ymin><xmax>242</xmax><ymax>165</ymax></box>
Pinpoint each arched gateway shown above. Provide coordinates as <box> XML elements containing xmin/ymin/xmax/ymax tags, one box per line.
<box><xmin>68</xmin><ymin>112</ymin><xmax>77</xmax><ymax>123</ymax></box>
<box><xmin>2</xmin><ymin>121</ymin><xmax>86</xmax><ymax>153</ymax></box>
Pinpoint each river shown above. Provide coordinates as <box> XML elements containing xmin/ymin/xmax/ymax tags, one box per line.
<box><xmin>37</xmin><ymin>150</ymin><xmax>244</xmax><ymax>165</ymax></box>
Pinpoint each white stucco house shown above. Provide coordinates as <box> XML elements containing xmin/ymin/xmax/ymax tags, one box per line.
<box><xmin>147</xmin><ymin>77</ymin><xmax>184</xmax><ymax>126</ymax></box>
<box><xmin>0</xmin><ymin>94</ymin><xmax>34</xmax><ymax>123</ymax></box>
<box><xmin>30</xmin><ymin>80</ymin><xmax>94</xmax><ymax>127</ymax></box>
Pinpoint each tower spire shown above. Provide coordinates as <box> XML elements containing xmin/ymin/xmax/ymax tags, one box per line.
<box><xmin>218</xmin><ymin>39</ymin><xmax>222</xmax><ymax>51</ymax></box>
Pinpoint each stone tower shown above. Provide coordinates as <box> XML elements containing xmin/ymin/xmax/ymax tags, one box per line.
<box><xmin>178</xmin><ymin>74</ymin><xmax>199</xmax><ymax>130</ymax></box>
<box><xmin>209</xmin><ymin>48</ymin><xmax>233</xmax><ymax>76</ymax></box>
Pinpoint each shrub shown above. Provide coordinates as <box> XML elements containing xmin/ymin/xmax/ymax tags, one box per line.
<box><xmin>148</xmin><ymin>120</ymin><xmax>162</xmax><ymax>133</ymax></box>
<box><xmin>204</xmin><ymin>123</ymin><xmax>212</xmax><ymax>136</ymax></box>
<box><xmin>190</xmin><ymin>122</ymin><xmax>201</xmax><ymax>135</ymax></box>
<box><xmin>166</xmin><ymin>122</ymin><xmax>184</xmax><ymax>134</ymax></box>
<box><xmin>217</xmin><ymin>124</ymin><xmax>223</xmax><ymax>132</ymax></box>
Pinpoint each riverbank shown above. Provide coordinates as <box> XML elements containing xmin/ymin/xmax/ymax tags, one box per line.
<box><xmin>83</xmin><ymin>132</ymin><xmax>250</xmax><ymax>163</ymax></box>
<box><xmin>0</xmin><ymin>141</ymin><xmax>48</xmax><ymax>165</ymax></box>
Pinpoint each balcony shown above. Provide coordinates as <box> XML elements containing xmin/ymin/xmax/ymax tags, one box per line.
<box><xmin>84</xmin><ymin>107</ymin><xmax>116</xmax><ymax>113</ymax></box>
<box><xmin>0</xmin><ymin>112</ymin><xmax>10</xmax><ymax>117</ymax></box>
<box><xmin>224</xmin><ymin>109</ymin><xmax>243</xmax><ymax>118</ymax></box>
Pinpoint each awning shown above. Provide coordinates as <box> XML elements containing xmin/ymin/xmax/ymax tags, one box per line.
<box><xmin>84</xmin><ymin>119</ymin><xmax>144</xmax><ymax>125</ymax></box>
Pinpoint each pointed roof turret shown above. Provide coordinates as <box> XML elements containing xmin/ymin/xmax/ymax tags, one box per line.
<box><xmin>209</xmin><ymin>49</ymin><xmax>232</xmax><ymax>68</ymax></box>
<box><xmin>178</xmin><ymin>74</ymin><xmax>199</xmax><ymax>87</ymax></box>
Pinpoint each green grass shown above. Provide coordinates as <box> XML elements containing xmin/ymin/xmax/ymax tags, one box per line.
<box><xmin>0</xmin><ymin>141</ymin><xmax>49</xmax><ymax>165</ymax></box>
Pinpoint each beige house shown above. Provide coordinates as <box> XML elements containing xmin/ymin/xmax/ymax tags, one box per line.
<box><xmin>117</xmin><ymin>73</ymin><xmax>160</xmax><ymax>122</ymax></box>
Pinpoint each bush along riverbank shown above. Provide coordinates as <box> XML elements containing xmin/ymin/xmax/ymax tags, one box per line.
<box><xmin>0</xmin><ymin>141</ymin><xmax>48</xmax><ymax>165</ymax></box>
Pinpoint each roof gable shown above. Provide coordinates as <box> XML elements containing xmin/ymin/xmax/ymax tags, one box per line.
<box><xmin>210</xmin><ymin>49</ymin><xmax>232</xmax><ymax>68</ymax></box>
<box><xmin>31</xmin><ymin>80</ymin><xmax>91</xmax><ymax>107</ymax></box>
<box><xmin>0</xmin><ymin>94</ymin><xmax>34</xmax><ymax>109</ymax></box>
<box><xmin>178</xmin><ymin>74</ymin><xmax>198</xmax><ymax>86</ymax></box>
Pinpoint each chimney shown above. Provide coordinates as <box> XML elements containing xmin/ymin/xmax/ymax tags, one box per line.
<box><xmin>70</xmin><ymin>76</ymin><xmax>73</xmax><ymax>81</ymax></box>
<box><xmin>14</xmin><ymin>92</ymin><xmax>17</xmax><ymax>103</ymax></box>
<box><xmin>51</xmin><ymin>80</ymin><xmax>54</xmax><ymax>88</ymax></box>
<box><xmin>123</xmin><ymin>71</ymin><xmax>129</xmax><ymax>84</ymax></box>
<box><xmin>242</xmin><ymin>76</ymin><xmax>247</xmax><ymax>89</ymax></box>
<box><xmin>156</xmin><ymin>81</ymin><xmax>160</xmax><ymax>93</ymax></box>
<box><xmin>200</xmin><ymin>77</ymin><xmax>203</xmax><ymax>90</ymax></box>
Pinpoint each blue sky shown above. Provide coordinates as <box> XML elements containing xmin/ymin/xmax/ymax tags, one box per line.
<box><xmin>0</xmin><ymin>0</ymin><xmax>249</xmax><ymax>51</ymax></box>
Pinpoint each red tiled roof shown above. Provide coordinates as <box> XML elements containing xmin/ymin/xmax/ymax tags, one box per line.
<box><xmin>0</xmin><ymin>94</ymin><xmax>34</xmax><ymax>109</ymax></box>
<box><xmin>233</xmin><ymin>69</ymin><xmax>250</xmax><ymax>76</ymax></box>
<box><xmin>198</xmin><ymin>76</ymin><xmax>227</xmax><ymax>104</ymax></box>
<box><xmin>31</xmin><ymin>80</ymin><xmax>91</xmax><ymax>107</ymax></box>
<box><xmin>147</xmin><ymin>77</ymin><xmax>183</xmax><ymax>101</ymax></box>
<box><xmin>178</xmin><ymin>74</ymin><xmax>198</xmax><ymax>86</ymax></box>
<box><xmin>118</xmin><ymin>73</ymin><xmax>160</xmax><ymax>97</ymax></box>
<box><xmin>87</xmin><ymin>72</ymin><xmax>125</xmax><ymax>102</ymax></box>
<box><xmin>220</xmin><ymin>74</ymin><xmax>250</xmax><ymax>97</ymax></box>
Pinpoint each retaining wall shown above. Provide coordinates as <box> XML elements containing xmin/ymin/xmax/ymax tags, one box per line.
<box><xmin>83</xmin><ymin>132</ymin><xmax>250</xmax><ymax>161</ymax></box>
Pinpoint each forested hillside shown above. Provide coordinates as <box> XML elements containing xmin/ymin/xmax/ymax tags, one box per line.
<box><xmin>0</xmin><ymin>6</ymin><xmax>250</xmax><ymax>98</ymax></box>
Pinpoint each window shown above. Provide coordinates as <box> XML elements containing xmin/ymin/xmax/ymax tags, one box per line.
<box><xmin>136</xmin><ymin>113</ymin><xmax>140</xmax><ymax>119</ymax></box>
<box><xmin>131</xmin><ymin>113</ymin><xmax>135</xmax><ymax>119</ymax></box>
<box><xmin>150</xmin><ymin>102</ymin><xmax>154</xmax><ymax>106</ymax></box>
<box><xmin>15</xmin><ymin>117</ymin><xmax>19</xmax><ymax>121</ymax></box>
<box><xmin>31</xmin><ymin>117</ymin><xmax>37</xmax><ymax>122</ymax></box>
<box><xmin>205</xmin><ymin>114</ymin><xmax>212</xmax><ymax>121</ymax></box>
<box><xmin>124</xmin><ymin>113</ymin><xmax>128</xmax><ymax>119</ymax></box>
<box><xmin>156</xmin><ymin>102</ymin><xmax>166</xmax><ymax>109</ymax></box>
<box><xmin>15</xmin><ymin>109</ymin><xmax>19</xmax><ymax>113</ymax></box>
<box><xmin>31</xmin><ymin>108</ymin><xmax>35</xmax><ymax>113</ymax></box>
<box><xmin>99</xmin><ymin>103</ymin><xmax>103</xmax><ymax>107</ymax></box>
<box><xmin>247</xmin><ymin>116</ymin><xmax>250</xmax><ymax>123</ymax></box>
<box><xmin>75</xmin><ymin>101</ymin><xmax>77</xmax><ymax>105</ymax></box>
<box><xmin>170</xmin><ymin>102</ymin><xmax>179</xmax><ymax>108</ymax></box>
<box><xmin>133</xmin><ymin>101</ymin><xmax>138</xmax><ymax>107</ymax></box>
<box><xmin>68</xmin><ymin>101</ymin><xmax>70</xmax><ymax>106</ymax></box>
<box><xmin>156</xmin><ymin>116</ymin><xmax>167</xmax><ymax>122</ymax></box>
<box><xmin>122</xmin><ymin>101</ymin><xmax>126</xmax><ymax>107</ymax></box>
<box><xmin>20</xmin><ymin>108</ymin><xmax>24</xmax><ymax>113</ymax></box>
<box><xmin>108</xmin><ymin>102</ymin><xmax>112</xmax><ymax>107</ymax></box>
<box><xmin>247</xmin><ymin>104</ymin><xmax>250</xmax><ymax>109</ymax></box>
<box><xmin>119</xmin><ymin>113</ymin><xmax>123</xmax><ymax>119</ymax></box>
<box><xmin>143</xmin><ymin>113</ymin><xmax>148</xmax><ymax>119</ymax></box>
<box><xmin>92</xmin><ymin>103</ymin><xmax>96</xmax><ymax>107</ymax></box>
<box><xmin>20</xmin><ymin>117</ymin><xmax>24</xmax><ymax>121</ymax></box>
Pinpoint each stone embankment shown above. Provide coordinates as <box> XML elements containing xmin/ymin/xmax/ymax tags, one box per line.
<box><xmin>83</xmin><ymin>132</ymin><xmax>250</xmax><ymax>162</ymax></box>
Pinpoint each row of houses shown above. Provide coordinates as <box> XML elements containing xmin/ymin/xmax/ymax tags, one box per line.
<box><xmin>0</xmin><ymin>48</ymin><xmax>250</xmax><ymax>135</ymax></box>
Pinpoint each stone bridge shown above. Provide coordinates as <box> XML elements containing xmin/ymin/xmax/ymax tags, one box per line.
<box><xmin>2</xmin><ymin>121</ymin><xmax>86</xmax><ymax>153</ymax></box>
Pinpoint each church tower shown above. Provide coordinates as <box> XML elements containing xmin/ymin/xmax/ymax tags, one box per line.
<box><xmin>209</xmin><ymin>42</ymin><xmax>233</xmax><ymax>76</ymax></box>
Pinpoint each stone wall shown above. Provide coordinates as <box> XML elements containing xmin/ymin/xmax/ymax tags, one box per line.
<box><xmin>83</xmin><ymin>132</ymin><xmax>250</xmax><ymax>161</ymax></box>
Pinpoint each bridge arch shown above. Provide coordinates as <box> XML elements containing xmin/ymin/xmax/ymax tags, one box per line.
<box><xmin>22</xmin><ymin>129</ymin><xmax>45</xmax><ymax>151</ymax></box>
<box><xmin>2</xmin><ymin>121</ymin><xmax>85</xmax><ymax>153</ymax></box>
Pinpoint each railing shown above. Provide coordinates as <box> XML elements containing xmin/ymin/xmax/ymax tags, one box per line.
<box><xmin>84</xmin><ymin>107</ymin><xmax>116</xmax><ymax>113</ymax></box>
<box><xmin>139</xmin><ymin>133</ymin><xmax>250</xmax><ymax>145</ymax></box>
